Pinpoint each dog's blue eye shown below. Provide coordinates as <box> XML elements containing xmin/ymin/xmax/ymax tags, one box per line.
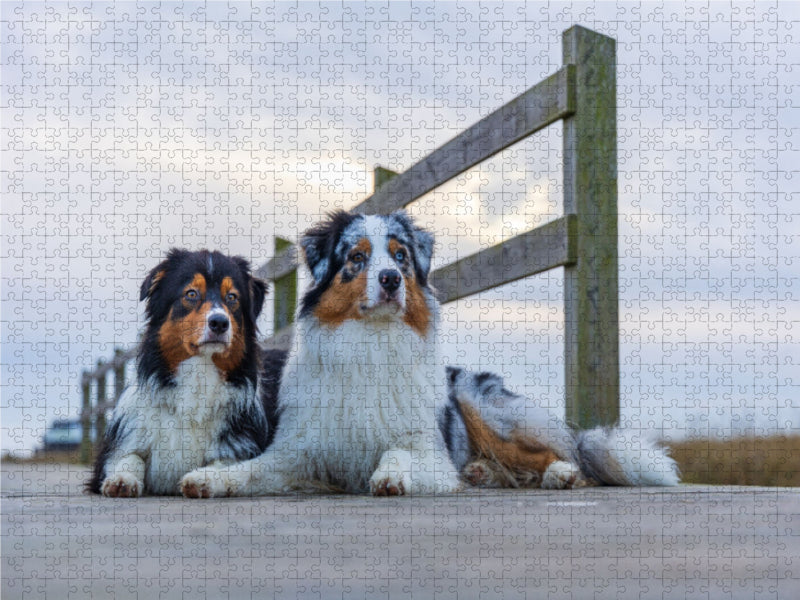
<box><xmin>185</xmin><ymin>290</ymin><xmax>199</xmax><ymax>301</ymax></box>
<box><xmin>394</xmin><ymin>250</ymin><xmax>406</xmax><ymax>262</ymax></box>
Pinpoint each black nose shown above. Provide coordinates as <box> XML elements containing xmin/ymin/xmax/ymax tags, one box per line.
<box><xmin>379</xmin><ymin>269</ymin><xmax>402</xmax><ymax>293</ymax></box>
<box><xmin>208</xmin><ymin>313</ymin><xmax>229</xmax><ymax>334</ymax></box>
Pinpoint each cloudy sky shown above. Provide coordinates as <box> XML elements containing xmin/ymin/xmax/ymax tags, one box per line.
<box><xmin>2</xmin><ymin>1</ymin><xmax>798</xmax><ymax>455</ymax></box>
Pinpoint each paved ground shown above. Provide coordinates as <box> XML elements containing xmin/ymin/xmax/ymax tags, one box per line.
<box><xmin>2</xmin><ymin>462</ymin><xmax>799</xmax><ymax>599</ymax></box>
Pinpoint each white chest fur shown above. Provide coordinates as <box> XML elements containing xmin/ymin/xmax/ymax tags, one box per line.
<box><xmin>115</xmin><ymin>355</ymin><xmax>248</xmax><ymax>494</ymax></box>
<box><xmin>277</xmin><ymin>318</ymin><xmax>441</xmax><ymax>490</ymax></box>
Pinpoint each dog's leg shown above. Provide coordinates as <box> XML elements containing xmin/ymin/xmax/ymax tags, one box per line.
<box><xmin>370</xmin><ymin>436</ymin><xmax>462</xmax><ymax>496</ymax></box>
<box><xmin>101</xmin><ymin>454</ymin><xmax>146</xmax><ymax>497</ymax></box>
<box><xmin>180</xmin><ymin>448</ymin><xmax>295</xmax><ymax>498</ymax></box>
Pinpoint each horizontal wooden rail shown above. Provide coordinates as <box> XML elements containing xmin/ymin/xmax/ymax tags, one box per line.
<box><xmin>255</xmin><ymin>66</ymin><xmax>575</xmax><ymax>283</ymax></box>
<box><xmin>255</xmin><ymin>243</ymin><xmax>299</xmax><ymax>282</ymax></box>
<box><xmin>356</xmin><ymin>66</ymin><xmax>575</xmax><ymax>215</ymax></box>
<box><xmin>261</xmin><ymin>215</ymin><xmax>577</xmax><ymax>351</ymax></box>
<box><xmin>432</xmin><ymin>215</ymin><xmax>577</xmax><ymax>304</ymax></box>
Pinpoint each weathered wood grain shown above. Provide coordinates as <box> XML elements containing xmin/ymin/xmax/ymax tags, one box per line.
<box><xmin>355</xmin><ymin>66</ymin><xmax>575</xmax><ymax>216</ymax></box>
<box><xmin>256</xmin><ymin>68</ymin><xmax>575</xmax><ymax>283</ymax></box>
<box><xmin>562</xmin><ymin>26</ymin><xmax>620</xmax><ymax>429</ymax></box>
<box><xmin>432</xmin><ymin>215</ymin><xmax>577</xmax><ymax>304</ymax></box>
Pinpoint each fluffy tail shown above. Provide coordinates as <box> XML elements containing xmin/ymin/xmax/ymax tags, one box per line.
<box><xmin>572</xmin><ymin>427</ymin><xmax>680</xmax><ymax>487</ymax></box>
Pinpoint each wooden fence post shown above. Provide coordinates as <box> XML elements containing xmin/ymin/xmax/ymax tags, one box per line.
<box><xmin>80</xmin><ymin>372</ymin><xmax>92</xmax><ymax>464</ymax></box>
<box><xmin>374</xmin><ymin>166</ymin><xmax>398</xmax><ymax>191</ymax></box>
<box><xmin>114</xmin><ymin>348</ymin><xmax>126</xmax><ymax>394</ymax></box>
<box><xmin>96</xmin><ymin>360</ymin><xmax>107</xmax><ymax>441</ymax></box>
<box><xmin>273</xmin><ymin>237</ymin><xmax>297</xmax><ymax>331</ymax></box>
<box><xmin>561</xmin><ymin>26</ymin><xmax>620</xmax><ymax>429</ymax></box>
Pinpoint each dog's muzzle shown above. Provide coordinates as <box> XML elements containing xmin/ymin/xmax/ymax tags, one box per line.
<box><xmin>200</xmin><ymin>310</ymin><xmax>231</xmax><ymax>346</ymax></box>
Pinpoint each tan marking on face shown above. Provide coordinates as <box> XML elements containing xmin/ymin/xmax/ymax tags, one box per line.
<box><xmin>387</xmin><ymin>239</ymin><xmax>405</xmax><ymax>258</ymax></box>
<box><xmin>349</xmin><ymin>238</ymin><xmax>372</xmax><ymax>261</ymax></box>
<box><xmin>402</xmin><ymin>272</ymin><xmax>431</xmax><ymax>338</ymax></box>
<box><xmin>458</xmin><ymin>402</ymin><xmax>561</xmax><ymax>485</ymax></box>
<box><xmin>314</xmin><ymin>270</ymin><xmax>368</xmax><ymax>327</ymax></box>
<box><xmin>158</xmin><ymin>303</ymin><xmax>211</xmax><ymax>373</ymax></box>
<box><xmin>220</xmin><ymin>276</ymin><xmax>235</xmax><ymax>298</ymax></box>
<box><xmin>181</xmin><ymin>273</ymin><xmax>207</xmax><ymax>309</ymax></box>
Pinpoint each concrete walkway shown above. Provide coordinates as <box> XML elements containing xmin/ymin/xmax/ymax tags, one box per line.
<box><xmin>2</xmin><ymin>462</ymin><xmax>799</xmax><ymax>599</ymax></box>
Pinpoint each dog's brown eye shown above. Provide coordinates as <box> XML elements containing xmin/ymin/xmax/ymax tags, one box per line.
<box><xmin>226</xmin><ymin>292</ymin><xmax>238</xmax><ymax>303</ymax></box>
<box><xmin>185</xmin><ymin>290</ymin><xmax>199</xmax><ymax>301</ymax></box>
<box><xmin>351</xmin><ymin>252</ymin><xmax>364</xmax><ymax>263</ymax></box>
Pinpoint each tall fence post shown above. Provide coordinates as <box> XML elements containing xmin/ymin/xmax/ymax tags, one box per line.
<box><xmin>273</xmin><ymin>237</ymin><xmax>297</xmax><ymax>332</ymax></box>
<box><xmin>80</xmin><ymin>372</ymin><xmax>92</xmax><ymax>464</ymax></box>
<box><xmin>561</xmin><ymin>26</ymin><xmax>620</xmax><ymax>429</ymax></box>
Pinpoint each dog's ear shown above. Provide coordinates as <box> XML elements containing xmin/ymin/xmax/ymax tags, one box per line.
<box><xmin>139</xmin><ymin>267</ymin><xmax>165</xmax><ymax>302</ymax></box>
<box><xmin>391</xmin><ymin>210</ymin><xmax>435</xmax><ymax>285</ymax></box>
<box><xmin>249</xmin><ymin>277</ymin><xmax>268</xmax><ymax>321</ymax></box>
<box><xmin>300</xmin><ymin>211</ymin><xmax>355</xmax><ymax>284</ymax></box>
<box><xmin>231</xmin><ymin>255</ymin><xmax>269</xmax><ymax>321</ymax></box>
<box><xmin>140</xmin><ymin>248</ymin><xmax>190</xmax><ymax>301</ymax></box>
<box><xmin>411</xmin><ymin>226</ymin><xmax>434</xmax><ymax>285</ymax></box>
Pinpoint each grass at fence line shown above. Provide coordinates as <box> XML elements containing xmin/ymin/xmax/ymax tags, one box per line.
<box><xmin>2</xmin><ymin>449</ymin><xmax>87</xmax><ymax>465</ymax></box>
<box><xmin>668</xmin><ymin>435</ymin><xmax>800</xmax><ymax>487</ymax></box>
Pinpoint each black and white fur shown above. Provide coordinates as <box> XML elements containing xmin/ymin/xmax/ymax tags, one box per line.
<box><xmin>87</xmin><ymin>249</ymin><xmax>278</xmax><ymax>496</ymax></box>
<box><xmin>179</xmin><ymin>211</ymin><xmax>462</xmax><ymax>497</ymax></box>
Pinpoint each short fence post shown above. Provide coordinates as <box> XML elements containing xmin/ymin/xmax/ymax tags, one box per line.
<box><xmin>80</xmin><ymin>372</ymin><xmax>92</xmax><ymax>464</ymax></box>
<box><xmin>114</xmin><ymin>348</ymin><xmax>126</xmax><ymax>402</ymax></box>
<box><xmin>561</xmin><ymin>26</ymin><xmax>620</xmax><ymax>429</ymax></box>
<box><xmin>273</xmin><ymin>237</ymin><xmax>297</xmax><ymax>331</ymax></box>
<box><xmin>374</xmin><ymin>166</ymin><xmax>398</xmax><ymax>191</ymax></box>
<box><xmin>96</xmin><ymin>360</ymin><xmax>107</xmax><ymax>441</ymax></box>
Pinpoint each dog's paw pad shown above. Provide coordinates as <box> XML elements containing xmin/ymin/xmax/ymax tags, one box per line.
<box><xmin>180</xmin><ymin>479</ymin><xmax>211</xmax><ymax>498</ymax></box>
<box><xmin>101</xmin><ymin>475</ymin><xmax>142</xmax><ymax>498</ymax></box>
<box><xmin>463</xmin><ymin>461</ymin><xmax>492</xmax><ymax>486</ymax></box>
<box><xmin>371</xmin><ymin>477</ymin><xmax>405</xmax><ymax>497</ymax></box>
<box><xmin>542</xmin><ymin>461</ymin><xmax>581</xmax><ymax>490</ymax></box>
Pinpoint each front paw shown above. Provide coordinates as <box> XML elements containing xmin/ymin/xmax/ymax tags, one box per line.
<box><xmin>371</xmin><ymin>475</ymin><xmax>406</xmax><ymax>497</ymax></box>
<box><xmin>370</xmin><ymin>450</ymin><xmax>410</xmax><ymax>496</ymax></box>
<box><xmin>101</xmin><ymin>474</ymin><xmax>143</xmax><ymax>498</ymax></box>
<box><xmin>180</xmin><ymin>467</ymin><xmax>235</xmax><ymax>498</ymax></box>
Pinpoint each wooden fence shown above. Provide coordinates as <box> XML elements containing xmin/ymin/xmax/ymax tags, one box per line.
<box><xmin>79</xmin><ymin>25</ymin><xmax>618</xmax><ymax>462</ymax></box>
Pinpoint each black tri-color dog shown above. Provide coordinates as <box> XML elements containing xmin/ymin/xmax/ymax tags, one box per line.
<box><xmin>87</xmin><ymin>249</ymin><xmax>281</xmax><ymax>496</ymax></box>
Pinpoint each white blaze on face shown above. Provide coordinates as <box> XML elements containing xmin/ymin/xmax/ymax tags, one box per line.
<box><xmin>364</xmin><ymin>215</ymin><xmax>406</xmax><ymax>310</ymax></box>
